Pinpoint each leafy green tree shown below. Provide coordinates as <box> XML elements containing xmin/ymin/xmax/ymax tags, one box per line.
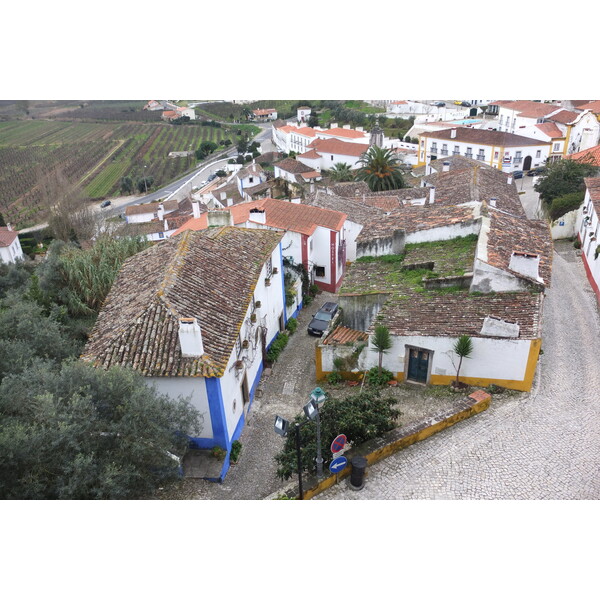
<box><xmin>0</xmin><ymin>294</ymin><xmax>80</xmax><ymax>381</ymax></box>
<box><xmin>453</xmin><ymin>335</ymin><xmax>473</xmax><ymax>386</ymax></box>
<box><xmin>534</xmin><ymin>158</ymin><xmax>598</xmax><ymax>205</ymax></box>
<box><xmin>0</xmin><ymin>360</ymin><xmax>203</xmax><ymax>499</ymax></box>
<box><xmin>307</xmin><ymin>115</ymin><xmax>319</xmax><ymax>127</ymax></box>
<box><xmin>274</xmin><ymin>389</ymin><xmax>399</xmax><ymax>480</ymax></box>
<box><xmin>356</xmin><ymin>146</ymin><xmax>406</xmax><ymax>191</ymax></box>
<box><xmin>136</xmin><ymin>176</ymin><xmax>154</xmax><ymax>194</ymax></box>
<box><xmin>371</xmin><ymin>324</ymin><xmax>393</xmax><ymax>375</ymax></box>
<box><xmin>329</xmin><ymin>162</ymin><xmax>354</xmax><ymax>183</ymax></box>
<box><xmin>548</xmin><ymin>191</ymin><xmax>585</xmax><ymax>221</ymax></box>
<box><xmin>0</xmin><ymin>260</ymin><xmax>35</xmax><ymax>300</ymax></box>
<box><xmin>120</xmin><ymin>176</ymin><xmax>134</xmax><ymax>194</ymax></box>
<box><xmin>199</xmin><ymin>141</ymin><xmax>218</xmax><ymax>157</ymax></box>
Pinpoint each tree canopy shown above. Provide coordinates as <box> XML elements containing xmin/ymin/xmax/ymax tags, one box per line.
<box><xmin>0</xmin><ymin>360</ymin><xmax>203</xmax><ymax>499</ymax></box>
<box><xmin>355</xmin><ymin>146</ymin><xmax>406</xmax><ymax>192</ymax></box>
<box><xmin>534</xmin><ymin>158</ymin><xmax>598</xmax><ymax>204</ymax></box>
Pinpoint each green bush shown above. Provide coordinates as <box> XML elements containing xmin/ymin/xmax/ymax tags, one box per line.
<box><xmin>574</xmin><ymin>238</ymin><xmax>582</xmax><ymax>249</ymax></box>
<box><xmin>309</xmin><ymin>283</ymin><xmax>320</xmax><ymax>296</ymax></box>
<box><xmin>548</xmin><ymin>192</ymin><xmax>585</xmax><ymax>221</ymax></box>
<box><xmin>274</xmin><ymin>389</ymin><xmax>399</xmax><ymax>480</ymax></box>
<box><xmin>286</xmin><ymin>318</ymin><xmax>298</xmax><ymax>335</ymax></box>
<box><xmin>230</xmin><ymin>440</ymin><xmax>242</xmax><ymax>463</ymax></box>
<box><xmin>327</xmin><ymin>371</ymin><xmax>343</xmax><ymax>385</ymax></box>
<box><xmin>266</xmin><ymin>332</ymin><xmax>289</xmax><ymax>362</ymax></box>
<box><xmin>366</xmin><ymin>366</ymin><xmax>394</xmax><ymax>386</ymax></box>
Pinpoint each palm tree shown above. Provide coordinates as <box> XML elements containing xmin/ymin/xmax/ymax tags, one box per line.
<box><xmin>453</xmin><ymin>335</ymin><xmax>473</xmax><ymax>387</ymax></box>
<box><xmin>372</xmin><ymin>325</ymin><xmax>392</xmax><ymax>375</ymax></box>
<box><xmin>329</xmin><ymin>162</ymin><xmax>354</xmax><ymax>183</ymax></box>
<box><xmin>355</xmin><ymin>146</ymin><xmax>406</xmax><ymax>192</ymax></box>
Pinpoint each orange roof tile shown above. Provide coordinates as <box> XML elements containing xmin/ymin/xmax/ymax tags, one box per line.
<box><xmin>320</xmin><ymin>127</ymin><xmax>368</xmax><ymax>139</ymax></box>
<box><xmin>577</xmin><ymin>101</ymin><xmax>600</xmax><ymax>113</ymax></box>
<box><xmin>569</xmin><ymin>145</ymin><xmax>600</xmax><ymax>167</ymax></box>
<box><xmin>535</xmin><ymin>122</ymin><xmax>564</xmax><ymax>138</ymax></box>
<box><xmin>309</xmin><ymin>138</ymin><xmax>369</xmax><ymax>157</ymax></box>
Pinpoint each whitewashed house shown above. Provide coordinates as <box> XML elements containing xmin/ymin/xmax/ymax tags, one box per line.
<box><xmin>297</xmin><ymin>138</ymin><xmax>370</xmax><ymax>171</ymax></box>
<box><xmin>82</xmin><ymin>227</ymin><xmax>286</xmax><ymax>481</ymax></box>
<box><xmin>316</xmin><ymin>159</ymin><xmax>552</xmax><ymax>392</ymax></box>
<box><xmin>0</xmin><ymin>226</ymin><xmax>24</xmax><ymax>264</ymax></box>
<box><xmin>297</xmin><ymin>106</ymin><xmax>311</xmax><ymax>123</ymax></box>
<box><xmin>575</xmin><ymin>177</ymin><xmax>600</xmax><ymax>306</ymax></box>
<box><xmin>252</xmin><ymin>108</ymin><xmax>278</xmax><ymax>121</ymax></box>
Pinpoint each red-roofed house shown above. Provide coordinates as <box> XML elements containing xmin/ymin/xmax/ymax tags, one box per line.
<box><xmin>569</xmin><ymin>144</ymin><xmax>600</xmax><ymax>167</ymax></box>
<box><xmin>298</xmin><ymin>138</ymin><xmax>370</xmax><ymax>171</ymax></box>
<box><xmin>252</xmin><ymin>108</ymin><xmax>278</xmax><ymax>121</ymax></box>
<box><xmin>175</xmin><ymin>198</ymin><xmax>351</xmax><ymax>294</ymax></box>
<box><xmin>0</xmin><ymin>225</ymin><xmax>23</xmax><ymax>264</ymax></box>
<box><xmin>316</xmin><ymin>126</ymin><xmax>370</xmax><ymax>144</ymax></box>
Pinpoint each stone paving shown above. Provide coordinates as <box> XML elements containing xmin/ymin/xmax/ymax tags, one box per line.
<box><xmin>315</xmin><ymin>241</ymin><xmax>600</xmax><ymax>500</ymax></box>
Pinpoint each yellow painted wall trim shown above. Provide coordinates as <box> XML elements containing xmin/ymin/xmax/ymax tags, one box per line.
<box><xmin>301</xmin><ymin>393</ymin><xmax>491</xmax><ymax>500</ymax></box>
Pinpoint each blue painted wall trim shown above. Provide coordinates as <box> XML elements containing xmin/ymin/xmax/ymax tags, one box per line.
<box><xmin>249</xmin><ymin>361</ymin><xmax>264</xmax><ymax>406</ymax></box>
<box><xmin>204</xmin><ymin>377</ymin><xmax>230</xmax><ymax>450</ymax></box>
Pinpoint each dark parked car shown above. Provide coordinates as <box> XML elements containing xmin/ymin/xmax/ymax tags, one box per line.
<box><xmin>512</xmin><ymin>170</ymin><xmax>524</xmax><ymax>179</ymax></box>
<box><xmin>527</xmin><ymin>167</ymin><xmax>546</xmax><ymax>177</ymax></box>
<box><xmin>100</xmin><ymin>200</ymin><xmax>111</xmax><ymax>208</ymax></box>
<box><xmin>461</xmin><ymin>101</ymin><xmax>472</xmax><ymax>107</ymax></box>
<box><xmin>307</xmin><ymin>301</ymin><xmax>339</xmax><ymax>336</ymax></box>
<box><xmin>207</xmin><ymin>173</ymin><xmax>218</xmax><ymax>182</ymax></box>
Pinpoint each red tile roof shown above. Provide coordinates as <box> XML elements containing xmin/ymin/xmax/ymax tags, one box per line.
<box><xmin>309</xmin><ymin>138</ymin><xmax>370</xmax><ymax>157</ymax></box>
<box><xmin>176</xmin><ymin>198</ymin><xmax>346</xmax><ymax>237</ymax></box>
<box><xmin>253</xmin><ymin>108</ymin><xmax>277</xmax><ymax>116</ymax></box>
<box><xmin>548</xmin><ymin>110</ymin><xmax>580</xmax><ymax>124</ymax></box>
<box><xmin>320</xmin><ymin>127</ymin><xmax>368</xmax><ymax>139</ymax></box>
<box><xmin>0</xmin><ymin>227</ymin><xmax>18</xmax><ymax>247</ymax></box>
<box><xmin>584</xmin><ymin>177</ymin><xmax>600</xmax><ymax>215</ymax></box>
<box><xmin>535</xmin><ymin>122</ymin><xmax>564</xmax><ymax>138</ymax></box>
<box><xmin>422</xmin><ymin>128</ymin><xmax>549</xmax><ymax>147</ymax></box>
<box><xmin>322</xmin><ymin>325</ymin><xmax>369</xmax><ymax>345</ymax></box>
<box><xmin>576</xmin><ymin>101</ymin><xmax>600</xmax><ymax>113</ymax></box>
<box><xmin>569</xmin><ymin>145</ymin><xmax>600</xmax><ymax>167</ymax></box>
<box><xmin>492</xmin><ymin>100</ymin><xmax>561</xmax><ymax>118</ymax></box>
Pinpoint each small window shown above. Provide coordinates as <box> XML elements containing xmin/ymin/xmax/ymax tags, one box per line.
<box><xmin>536</xmin><ymin>150</ymin><xmax>541</xmax><ymax>158</ymax></box>
<box><xmin>314</xmin><ymin>266</ymin><xmax>325</xmax><ymax>277</ymax></box>
<box><xmin>266</xmin><ymin>257</ymin><xmax>273</xmax><ymax>278</ymax></box>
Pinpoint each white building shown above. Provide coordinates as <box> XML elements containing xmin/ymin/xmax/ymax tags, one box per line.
<box><xmin>82</xmin><ymin>227</ymin><xmax>286</xmax><ymax>481</ymax></box>
<box><xmin>0</xmin><ymin>226</ymin><xmax>24</xmax><ymax>264</ymax></box>
<box><xmin>575</xmin><ymin>177</ymin><xmax>600</xmax><ymax>306</ymax></box>
<box><xmin>418</xmin><ymin>128</ymin><xmax>551</xmax><ymax>172</ymax></box>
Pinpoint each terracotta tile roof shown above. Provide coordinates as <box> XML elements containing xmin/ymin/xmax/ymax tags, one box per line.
<box><xmin>485</xmin><ymin>208</ymin><xmax>553</xmax><ymax>286</ymax></box>
<box><xmin>422</xmin><ymin>128</ymin><xmax>549</xmax><ymax>148</ymax></box>
<box><xmin>576</xmin><ymin>101</ymin><xmax>600</xmax><ymax>113</ymax></box>
<box><xmin>253</xmin><ymin>108</ymin><xmax>277</xmax><ymax>116</ymax></box>
<box><xmin>570</xmin><ymin>146</ymin><xmax>600</xmax><ymax>167</ymax></box>
<box><xmin>491</xmin><ymin>100</ymin><xmax>562</xmax><ymax>118</ymax></box>
<box><xmin>320</xmin><ymin>127</ymin><xmax>368</xmax><ymax>139</ymax></box>
<box><xmin>235</xmin><ymin>198</ymin><xmax>346</xmax><ymax>235</ymax></box>
<box><xmin>174</xmin><ymin>213</ymin><xmax>208</xmax><ymax>234</ymax></box>
<box><xmin>294</xmin><ymin>126</ymin><xmax>319</xmax><ymax>137</ymax></box>
<box><xmin>357</xmin><ymin>204</ymin><xmax>479</xmax><ymax>245</ymax></box>
<box><xmin>322</xmin><ymin>325</ymin><xmax>369</xmax><ymax>345</ymax></box>
<box><xmin>548</xmin><ymin>110</ymin><xmax>580</xmax><ymax>125</ymax></box>
<box><xmin>297</xmin><ymin>149</ymin><xmax>321</xmax><ymax>160</ymax></box>
<box><xmin>125</xmin><ymin>202</ymin><xmax>162</xmax><ymax>216</ymax></box>
<box><xmin>376</xmin><ymin>290</ymin><xmax>543</xmax><ymax>339</ymax></box>
<box><xmin>309</xmin><ymin>138</ymin><xmax>370</xmax><ymax>158</ymax></box>
<box><xmin>0</xmin><ymin>227</ymin><xmax>18</xmax><ymax>247</ymax></box>
<box><xmin>274</xmin><ymin>157</ymin><xmax>316</xmax><ymax>174</ymax></box>
<box><xmin>327</xmin><ymin>181</ymin><xmax>371</xmax><ymax>197</ymax></box>
<box><xmin>422</xmin><ymin>164</ymin><xmax>526</xmax><ymax>217</ymax></box>
<box><xmin>310</xmin><ymin>190</ymin><xmax>385</xmax><ymax>225</ymax></box>
<box><xmin>299</xmin><ymin>170</ymin><xmax>322</xmax><ymax>181</ymax></box>
<box><xmin>82</xmin><ymin>227</ymin><xmax>284</xmax><ymax>378</ymax></box>
<box><xmin>535</xmin><ymin>122</ymin><xmax>564</xmax><ymax>138</ymax></box>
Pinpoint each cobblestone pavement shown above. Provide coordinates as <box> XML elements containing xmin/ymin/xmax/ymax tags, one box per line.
<box><xmin>158</xmin><ymin>291</ymin><xmax>338</xmax><ymax>499</ymax></box>
<box><xmin>315</xmin><ymin>241</ymin><xmax>600</xmax><ymax>500</ymax></box>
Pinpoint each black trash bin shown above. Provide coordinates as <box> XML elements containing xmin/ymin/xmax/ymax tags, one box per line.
<box><xmin>349</xmin><ymin>456</ymin><xmax>367</xmax><ymax>490</ymax></box>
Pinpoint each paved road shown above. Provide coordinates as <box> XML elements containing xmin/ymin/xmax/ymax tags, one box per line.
<box><xmin>315</xmin><ymin>241</ymin><xmax>600</xmax><ymax>500</ymax></box>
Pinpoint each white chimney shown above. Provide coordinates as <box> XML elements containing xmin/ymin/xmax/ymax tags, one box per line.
<box><xmin>157</xmin><ymin>205</ymin><xmax>165</xmax><ymax>221</ymax></box>
<box><xmin>192</xmin><ymin>201</ymin><xmax>202</xmax><ymax>219</ymax></box>
<box><xmin>489</xmin><ymin>197</ymin><xmax>497</xmax><ymax>208</ymax></box>
<box><xmin>6</xmin><ymin>223</ymin><xmax>12</xmax><ymax>231</ymax></box>
<box><xmin>450</xmin><ymin>129</ymin><xmax>457</xmax><ymax>138</ymax></box>
<box><xmin>442</xmin><ymin>161</ymin><xmax>450</xmax><ymax>172</ymax></box>
<box><xmin>178</xmin><ymin>318</ymin><xmax>204</xmax><ymax>357</ymax></box>
<box><xmin>249</xmin><ymin>208</ymin><xmax>266</xmax><ymax>225</ymax></box>
<box><xmin>507</xmin><ymin>176</ymin><xmax>513</xmax><ymax>185</ymax></box>
<box><xmin>330</xmin><ymin>123</ymin><xmax>338</xmax><ymax>129</ymax></box>
<box><xmin>226</xmin><ymin>198</ymin><xmax>233</xmax><ymax>207</ymax></box>
<box><xmin>429</xmin><ymin>187</ymin><xmax>436</xmax><ymax>204</ymax></box>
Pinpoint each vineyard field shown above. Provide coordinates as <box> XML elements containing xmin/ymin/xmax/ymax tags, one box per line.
<box><xmin>0</xmin><ymin>114</ymin><xmax>256</xmax><ymax>227</ymax></box>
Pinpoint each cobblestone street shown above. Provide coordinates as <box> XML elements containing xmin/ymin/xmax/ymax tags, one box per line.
<box><xmin>316</xmin><ymin>241</ymin><xmax>600</xmax><ymax>500</ymax></box>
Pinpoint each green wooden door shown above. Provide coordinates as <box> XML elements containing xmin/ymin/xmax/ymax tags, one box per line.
<box><xmin>407</xmin><ymin>349</ymin><xmax>429</xmax><ymax>383</ymax></box>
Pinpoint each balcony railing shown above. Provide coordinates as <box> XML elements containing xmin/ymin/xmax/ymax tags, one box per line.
<box><xmin>513</xmin><ymin>157</ymin><xmax>523</xmax><ymax>164</ymax></box>
<box><xmin>440</xmin><ymin>150</ymin><xmax>448</xmax><ymax>156</ymax></box>
<box><xmin>476</xmin><ymin>154</ymin><xmax>485</xmax><ymax>161</ymax></box>
<box><xmin>452</xmin><ymin>151</ymin><xmax>460</xmax><ymax>155</ymax></box>
<box><xmin>465</xmin><ymin>153</ymin><xmax>473</xmax><ymax>159</ymax></box>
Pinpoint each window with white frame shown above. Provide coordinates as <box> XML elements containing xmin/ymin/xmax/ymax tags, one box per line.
<box><xmin>536</xmin><ymin>150</ymin><xmax>541</xmax><ymax>158</ymax></box>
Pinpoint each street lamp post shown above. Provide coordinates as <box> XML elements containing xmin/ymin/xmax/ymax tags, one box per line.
<box><xmin>144</xmin><ymin>165</ymin><xmax>148</xmax><ymax>194</ymax></box>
